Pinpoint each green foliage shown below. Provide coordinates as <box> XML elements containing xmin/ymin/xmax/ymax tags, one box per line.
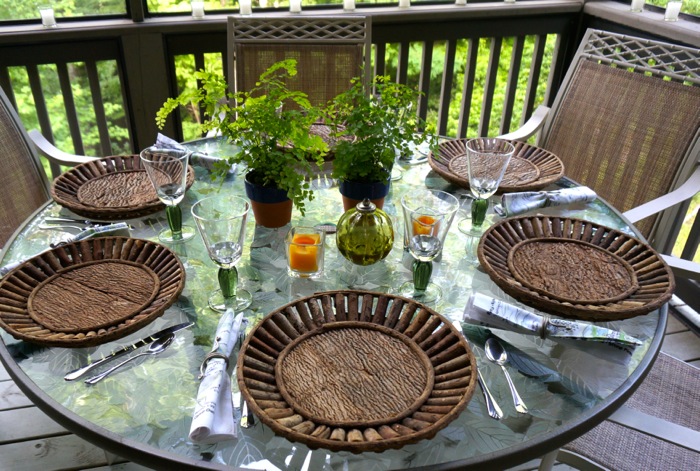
<box><xmin>157</xmin><ymin>59</ymin><xmax>328</xmax><ymax>215</ymax></box>
<box><xmin>326</xmin><ymin>74</ymin><xmax>435</xmax><ymax>183</ymax></box>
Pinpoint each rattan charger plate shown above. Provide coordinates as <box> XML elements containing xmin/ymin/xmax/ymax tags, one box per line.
<box><xmin>478</xmin><ymin>216</ymin><xmax>675</xmax><ymax>321</ymax></box>
<box><xmin>428</xmin><ymin>139</ymin><xmax>564</xmax><ymax>193</ymax></box>
<box><xmin>237</xmin><ymin>290</ymin><xmax>477</xmax><ymax>453</ymax></box>
<box><xmin>0</xmin><ymin>237</ymin><xmax>185</xmax><ymax>347</ymax></box>
<box><xmin>51</xmin><ymin>155</ymin><xmax>195</xmax><ymax>220</ymax></box>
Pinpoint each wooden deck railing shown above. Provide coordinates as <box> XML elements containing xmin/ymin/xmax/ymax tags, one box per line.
<box><xmin>0</xmin><ymin>0</ymin><xmax>698</xmax><ymax>264</ymax></box>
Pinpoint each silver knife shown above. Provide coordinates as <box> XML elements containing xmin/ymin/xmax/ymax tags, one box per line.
<box><xmin>63</xmin><ymin>322</ymin><xmax>194</xmax><ymax>381</ymax></box>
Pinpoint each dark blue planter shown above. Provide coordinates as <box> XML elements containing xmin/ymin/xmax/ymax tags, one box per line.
<box><xmin>244</xmin><ymin>173</ymin><xmax>290</xmax><ymax>204</ymax></box>
<box><xmin>244</xmin><ymin>173</ymin><xmax>293</xmax><ymax>228</ymax></box>
<box><xmin>339</xmin><ymin>179</ymin><xmax>391</xmax><ymax>212</ymax></box>
<box><xmin>339</xmin><ymin>179</ymin><xmax>391</xmax><ymax>201</ymax></box>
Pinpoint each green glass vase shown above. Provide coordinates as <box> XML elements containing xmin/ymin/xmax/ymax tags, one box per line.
<box><xmin>336</xmin><ymin>199</ymin><xmax>394</xmax><ymax>266</ymax></box>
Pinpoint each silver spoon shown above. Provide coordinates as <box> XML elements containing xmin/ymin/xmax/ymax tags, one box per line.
<box><xmin>484</xmin><ymin>337</ymin><xmax>528</xmax><ymax>414</ymax></box>
<box><xmin>84</xmin><ymin>334</ymin><xmax>175</xmax><ymax>385</ymax></box>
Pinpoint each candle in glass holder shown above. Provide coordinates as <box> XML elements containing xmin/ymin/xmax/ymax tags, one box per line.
<box><xmin>37</xmin><ymin>6</ymin><xmax>57</xmax><ymax>28</ymax></box>
<box><xmin>289</xmin><ymin>0</ymin><xmax>302</xmax><ymax>13</ymax></box>
<box><xmin>191</xmin><ymin>0</ymin><xmax>205</xmax><ymax>18</ymax></box>
<box><xmin>286</xmin><ymin>227</ymin><xmax>325</xmax><ymax>278</ymax></box>
<box><xmin>664</xmin><ymin>0</ymin><xmax>682</xmax><ymax>21</ymax></box>
<box><xmin>630</xmin><ymin>0</ymin><xmax>644</xmax><ymax>12</ymax></box>
<box><xmin>455</xmin><ymin>0</ymin><xmax>467</xmax><ymax>5</ymax></box>
<box><xmin>343</xmin><ymin>0</ymin><xmax>356</xmax><ymax>11</ymax></box>
<box><xmin>412</xmin><ymin>215</ymin><xmax>440</xmax><ymax>237</ymax></box>
<box><xmin>399</xmin><ymin>0</ymin><xmax>410</xmax><ymax>8</ymax></box>
<box><xmin>239</xmin><ymin>0</ymin><xmax>252</xmax><ymax>15</ymax></box>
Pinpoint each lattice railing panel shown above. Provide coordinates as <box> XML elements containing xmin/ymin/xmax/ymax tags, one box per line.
<box><xmin>232</xmin><ymin>17</ymin><xmax>368</xmax><ymax>43</ymax></box>
<box><xmin>584</xmin><ymin>30</ymin><xmax>700</xmax><ymax>85</ymax></box>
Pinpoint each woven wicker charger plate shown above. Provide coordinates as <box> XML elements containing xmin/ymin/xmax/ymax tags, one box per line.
<box><xmin>428</xmin><ymin>139</ymin><xmax>564</xmax><ymax>193</ymax></box>
<box><xmin>0</xmin><ymin>237</ymin><xmax>185</xmax><ymax>347</ymax></box>
<box><xmin>237</xmin><ymin>290</ymin><xmax>477</xmax><ymax>453</ymax></box>
<box><xmin>478</xmin><ymin>216</ymin><xmax>675</xmax><ymax>321</ymax></box>
<box><xmin>51</xmin><ymin>155</ymin><xmax>195</xmax><ymax>220</ymax></box>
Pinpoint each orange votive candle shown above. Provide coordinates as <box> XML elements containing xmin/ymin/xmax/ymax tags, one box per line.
<box><xmin>289</xmin><ymin>233</ymin><xmax>321</xmax><ymax>272</ymax></box>
<box><xmin>413</xmin><ymin>215</ymin><xmax>439</xmax><ymax>236</ymax></box>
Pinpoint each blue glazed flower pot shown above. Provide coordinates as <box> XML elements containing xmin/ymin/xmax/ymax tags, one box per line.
<box><xmin>244</xmin><ymin>173</ymin><xmax>293</xmax><ymax>228</ymax></box>
<box><xmin>339</xmin><ymin>179</ymin><xmax>391</xmax><ymax>212</ymax></box>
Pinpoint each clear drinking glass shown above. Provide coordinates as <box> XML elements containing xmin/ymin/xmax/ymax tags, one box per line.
<box><xmin>191</xmin><ymin>195</ymin><xmax>252</xmax><ymax>313</ymax></box>
<box><xmin>140</xmin><ymin>146</ymin><xmax>196</xmax><ymax>243</ymax></box>
<box><xmin>457</xmin><ymin>137</ymin><xmax>514</xmax><ymax>262</ymax></box>
<box><xmin>398</xmin><ymin>189</ymin><xmax>459</xmax><ymax>304</ymax></box>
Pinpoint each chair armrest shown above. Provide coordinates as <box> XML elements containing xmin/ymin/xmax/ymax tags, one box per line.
<box><xmin>662</xmin><ymin>254</ymin><xmax>700</xmax><ymax>280</ymax></box>
<box><xmin>497</xmin><ymin>105</ymin><xmax>550</xmax><ymax>141</ymax></box>
<box><xmin>29</xmin><ymin>130</ymin><xmax>98</xmax><ymax>166</ymax></box>
<box><xmin>623</xmin><ymin>164</ymin><xmax>700</xmax><ymax>223</ymax></box>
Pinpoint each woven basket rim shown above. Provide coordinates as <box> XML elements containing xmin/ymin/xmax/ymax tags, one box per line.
<box><xmin>236</xmin><ymin>289</ymin><xmax>478</xmax><ymax>453</ymax></box>
<box><xmin>0</xmin><ymin>236</ymin><xmax>185</xmax><ymax>347</ymax></box>
<box><xmin>428</xmin><ymin>138</ymin><xmax>564</xmax><ymax>193</ymax></box>
<box><xmin>51</xmin><ymin>155</ymin><xmax>195</xmax><ymax>220</ymax></box>
<box><xmin>478</xmin><ymin>216</ymin><xmax>675</xmax><ymax>321</ymax></box>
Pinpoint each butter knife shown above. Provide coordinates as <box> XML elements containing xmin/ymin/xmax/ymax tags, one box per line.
<box><xmin>63</xmin><ymin>322</ymin><xmax>194</xmax><ymax>381</ymax></box>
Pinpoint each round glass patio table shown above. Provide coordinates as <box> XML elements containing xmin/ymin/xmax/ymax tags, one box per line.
<box><xmin>0</xmin><ymin>139</ymin><xmax>666</xmax><ymax>470</ymax></box>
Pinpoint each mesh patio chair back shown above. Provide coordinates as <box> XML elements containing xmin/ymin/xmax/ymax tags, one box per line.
<box><xmin>539</xmin><ymin>29</ymin><xmax>700</xmax><ymax>249</ymax></box>
<box><xmin>227</xmin><ymin>15</ymin><xmax>371</xmax><ymax>108</ymax></box>
<box><xmin>0</xmin><ymin>86</ymin><xmax>51</xmax><ymax>248</ymax></box>
<box><xmin>559</xmin><ymin>352</ymin><xmax>700</xmax><ymax>470</ymax></box>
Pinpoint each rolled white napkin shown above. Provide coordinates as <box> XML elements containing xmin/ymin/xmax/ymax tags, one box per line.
<box><xmin>189</xmin><ymin>309</ymin><xmax>244</xmax><ymax>444</ymax></box>
<box><xmin>494</xmin><ymin>186</ymin><xmax>597</xmax><ymax>217</ymax></box>
<box><xmin>464</xmin><ymin>293</ymin><xmax>641</xmax><ymax>354</ymax></box>
<box><xmin>156</xmin><ymin>133</ymin><xmax>188</xmax><ymax>151</ymax></box>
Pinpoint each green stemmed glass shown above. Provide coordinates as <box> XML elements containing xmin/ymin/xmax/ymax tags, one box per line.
<box><xmin>140</xmin><ymin>146</ymin><xmax>196</xmax><ymax>243</ymax></box>
<box><xmin>457</xmin><ymin>138</ymin><xmax>514</xmax><ymax>261</ymax></box>
<box><xmin>192</xmin><ymin>195</ymin><xmax>252</xmax><ymax>313</ymax></box>
<box><xmin>398</xmin><ymin>189</ymin><xmax>459</xmax><ymax>304</ymax></box>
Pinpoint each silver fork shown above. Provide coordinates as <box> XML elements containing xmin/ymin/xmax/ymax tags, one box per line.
<box><xmin>452</xmin><ymin>321</ymin><xmax>503</xmax><ymax>420</ymax></box>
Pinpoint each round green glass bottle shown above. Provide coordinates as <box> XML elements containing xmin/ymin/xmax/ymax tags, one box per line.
<box><xmin>336</xmin><ymin>198</ymin><xmax>394</xmax><ymax>266</ymax></box>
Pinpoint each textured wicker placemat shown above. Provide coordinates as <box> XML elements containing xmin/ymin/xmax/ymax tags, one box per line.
<box><xmin>237</xmin><ymin>290</ymin><xmax>477</xmax><ymax>453</ymax></box>
<box><xmin>479</xmin><ymin>216</ymin><xmax>674</xmax><ymax>320</ymax></box>
<box><xmin>429</xmin><ymin>139</ymin><xmax>564</xmax><ymax>192</ymax></box>
<box><xmin>27</xmin><ymin>260</ymin><xmax>160</xmax><ymax>333</ymax></box>
<box><xmin>51</xmin><ymin>155</ymin><xmax>195</xmax><ymax>220</ymax></box>
<box><xmin>508</xmin><ymin>239</ymin><xmax>639</xmax><ymax>305</ymax></box>
<box><xmin>0</xmin><ymin>237</ymin><xmax>185</xmax><ymax>347</ymax></box>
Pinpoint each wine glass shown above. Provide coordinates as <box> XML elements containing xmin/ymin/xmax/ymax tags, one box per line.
<box><xmin>140</xmin><ymin>146</ymin><xmax>196</xmax><ymax>243</ymax></box>
<box><xmin>457</xmin><ymin>138</ymin><xmax>514</xmax><ymax>260</ymax></box>
<box><xmin>191</xmin><ymin>195</ymin><xmax>252</xmax><ymax>312</ymax></box>
<box><xmin>398</xmin><ymin>189</ymin><xmax>459</xmax><ymax>304</ymax></box>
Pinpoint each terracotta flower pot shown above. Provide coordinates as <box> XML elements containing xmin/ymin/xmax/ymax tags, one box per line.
<box><xmin>244</xmin><ymin>173</ymin><xmax>293</xmax><ymax>228</ymax></box>
<box><xmin>338</xmin><ymin>179</ymin><xmax>391</xmax><ymax>212</ymax></box>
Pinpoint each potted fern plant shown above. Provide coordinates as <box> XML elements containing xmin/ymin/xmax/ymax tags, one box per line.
<box><xmin>156</xmin><ymin>59</ymin><xmax>328</xmax><ymax>227</ymax></box>
<box><xmin>326</xmin><ymin>75</ymin><xmax>434</xmax><ymax>211</ymax></box>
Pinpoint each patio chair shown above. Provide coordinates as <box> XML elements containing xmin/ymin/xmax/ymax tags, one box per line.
<box><xmin>0</xmin><ymin>86</ymin><xmax>95</xmax><ymax>248</ymax></box>
<box><xmin>501</xmin><ymin>29</ymin><xmax>700</xmax><ymax>279</ymax></box>
<box><xmin>227</xmin><ymin>15</ymin><xmax>372</xmax><ymax>107</ymax></box>
<box><xmin>556</xmin><ymin>352</ymin><xmax>700</xmax><ymax>470</ymax></box>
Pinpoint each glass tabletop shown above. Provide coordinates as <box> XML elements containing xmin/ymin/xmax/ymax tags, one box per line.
<box><xmin>0</xmin><ymin>138</ymin><xmax>665</xmax><ymax>470</ymax></box>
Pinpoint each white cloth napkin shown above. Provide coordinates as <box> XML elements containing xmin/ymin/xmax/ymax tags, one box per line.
<box><xmin>494</xmin><ymin>186</ymin><xmax>597</xmax><ymax>217</ymax></box>
<box><xmin>189</xmin><ymin>309</ymin><xmax>244</xmax><ymax>444</ymax></box>
<box><xmin>464</xmin><ymin>293</ymin><xmax>641</xmax><ymax>354</ymax></box>
<box><xmin>156</xmin><ymin>133</ymin><xmax>188</xmax><ymax>151</ymax></box>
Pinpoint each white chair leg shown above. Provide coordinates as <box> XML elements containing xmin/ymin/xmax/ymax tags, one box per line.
<box><xmin>537</xmin><ymin>449</ymin><xmax>558</xmax><ymax>471</ymax></box>
<box><xmin>556</xmin><ymin>448</ymin><xmax>610</xmax><ymax>471</ymax></box>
